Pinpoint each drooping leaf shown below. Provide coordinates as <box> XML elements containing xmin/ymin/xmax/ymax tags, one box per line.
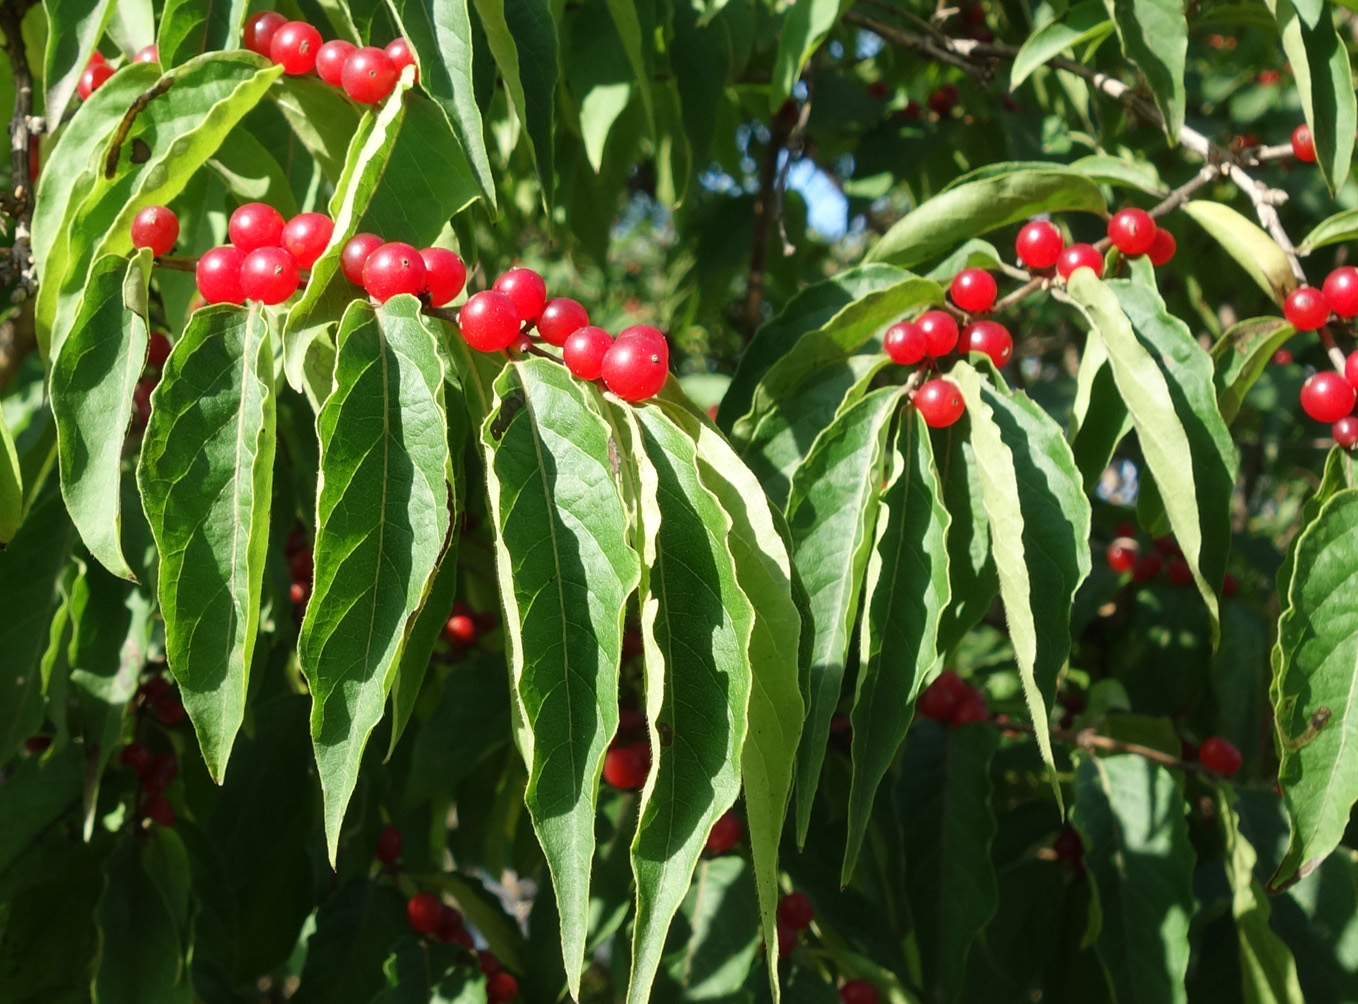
<box><xmin>1070</xmin><ymin>330</ymin><xmax>1132</xmax><ymax>488</ymax></box>
<box><xmin>1211</xmin><ymin>317</ymin><xmax>1296</xmax><ymax>425</ymax></box>
<box><xmin>1072</xmin><ymin>754</ymin><xmax>1195</xmax><ymax>1004</ymax></box>
<box><xmin>844</xmin><ymin>409</ymin><xmax>950</xmax><ymax>879</ymax></box>
<box><xmin>660</xmin><ymin>856</ymin><xmax>761</xmax><ymax>999</ymax></box>
<box><xmin>479</xmin><ymin>357</ymin><xmax>639</xmax><ymax>995</ymax></box>
<box><xmin>405</xmin><ymin>655</ymin><xmax>512</xmax><ymax>805</ymax></box>
<box><xmin>1011</xmin><ymin>3</ymin><xmax>1116</xmax><ymax>87</ymax></box>
<box><xmin>564</xmin><ymin>0</ymin><xmax>637</xmax><ymax>173</ymax></box>
<box><xmin>785</xmin><ymin>385</ymin><xmax>904</xmax><ymax>841</ymax></box>
<box><xmin>1180</xmin><ymin>201</ymin><xmax>1298</xmax><ymax>304</ymax></box>
<box><xmin>771</xmin><ymin>0</ymin><xmax>849</xmax><ymax>107</ymax></box>
<box><xmin>299</xmin><ymin>297</ymin><xmax>454</xmax><ymax>858</ymax></box>
<box><xmin>371</xmin><ymin>937</ymin><xmax>489</xmax><ymax>1004</ymax></box>
<box><xmin>42</xmin><ymin>0</ymin><xmax>117</xmax><ymax>128</ymax></box>
<box><xmin>271</xmin><ymin>76</ymin><xmax>364</xmax><ymax>181</ymax></box>
<box><xmin>1102</xmin><ymin>0</ymin><xmax>1188</xmax><ymax>137</ymax></box>
<box><xmin>137</xmin><ymin>304</ymin><xmax>275</xmax><ymax>782</ymax></box>
<box><xmin>1298</xmin><ymin>209</ymin><xmax>1358</xmax><ymax>254</ymax></box>
<box><xmin>156</xmin><ymin>0</ymin><xmax>249</xmax><ymax>67</ymax></box>
<box><xmin>208</xmin><ymin>128</ymin><xmax>301</xmax><ymax>216</ymax></box>
<box><xmin>933</xmin><ymin>417</ymin><xmax>998</xmax><ymax>654</ymax></box>
<box><xmin>106</xmin><ymin>0</ymin><xmax>155</xmax><ymax>56</ymax></box>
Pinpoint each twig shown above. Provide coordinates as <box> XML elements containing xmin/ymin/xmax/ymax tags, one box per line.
<box><xmin>155</xmin><ymin>255</ymin><xmax>198</xmax><ymax>273</ymax></box>
<box><xmin>994</xmin><ymin>717</ymin><xmax>1210</xmax><ymax>774</ymax></box>
<box><xmin>0</xmin><ymin>0</ymin><xmax>41</xmax><ymax>300</ymax></box>
<box><xmin>744</xmin><ymin>109</ymin><xmax>794</xmax><ymax>338</ymax></box>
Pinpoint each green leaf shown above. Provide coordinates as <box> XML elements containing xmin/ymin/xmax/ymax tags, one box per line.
<box><xmin>1264</xmin><ymin>0</ymin><xmax>1355</xmax><ymax>191</ymax></box>
<box><xmin>1298</xmin><ymin>209</ymin><xmax>1358</xmax><ymax>255</ymax></box>
<box><xmin>785</xmin><ymin>385</ymin><xmax>904</xmax><ymax>842</ymax></box>
<box><xmin>627</xmin><ymin>404</ymin><xmax>754</xmax><ymax>1004</ymax></box>
<box><xmin>1070</xmin><ymin>331</ymin><xmax>1132</xmax><ymax>488</ymax></box>
<box><xmin>107</xmin><ymin>0</ymin><xmax>155</xmax><ymax>56</ymax></box>
<box><xmin>844</xmin><ymin>410</ymin><xmax>950</xmax><ymax>880</ymax></box>
<box><xmin>208</xmin><ymin>128</ymin><xmax>301</xmax><ymax>216</ymax></box>
<box><xmin>372</xmin><ymin>938</ymin><xmax>489</xmax><ymax>1004</ymax></box>
<box><xmin>661</xmin><ymin>856</ymin><xmax>761</xmax><ymax>999</ymax></box>
<box><xmin>50</xmin><ymin>251</ymin><xmax>151</xmax><ymax>581</ymax></box>
<box><xmin>291</xmin><ymin>880</ymin><xmax>409</xmax><ymax>1004</ymax></box>
<box><xmin>0</xmin><ymin>402</ymin><xmax>23</xmax><ymax>547</ymax></box>
<box><xmin>386</xmin><ymin>0</ymin><xmax>497</xmax><ymax>207</ymax></box>
<box><xmin>92</xmin><ymin>830</ymin><xmax>195</xmax><ymax>1004</ymax></box>
<box><xmin>479</xmin><ymin>358</ymin><xmax>639</xmax><ymax>995</ymax></box>
<box><xmin>1211</xmin><ymin>316</ymin><xmax>1296</xmax><ymax>425</ymax></box>
<box><xmin>952</xmin><ymin>362</ymin><xmax>1092</xmax><ymax>796</ymax></box>
<box><xmin>1069</xmin><ymin>154</ymin><xmax>1168</xmax><ymax>195</ymax></box>
<box><xmin>933</xmin><ymin>418</ymin><xmax>998</xmax><ymax>654</ymax></box>
<box><xmin>1072</xmin><ymin>755</ymin><xmax>1195</xmax><ymax>1004</ymax></box>
<box><xmin>1218</xmin><ymin>788</ymin><xmax>1306</xmax><ymax>1004</ymax></box>
<box><xmin>137</xmin><ymin>304</ymin><xmax>275</xmax><ymax>782</ymax></box>
<box><xmin>897</xmin><ymin>720</ymin><xmax>999</xmax><ymax>1000</ymax></box>
<box><xmin>867</xmin><ymin>171</ymin><xmax>1107</xmax><ymax>268</ymax></box>
<box><xmin>271</xmin><ymin>77</ymin><xmax>364</xmax><ymax>181</ymax></box>
<box><xmin>157</xmin><ymin>0</ymin><xmax>249</xmax><ymax>67</ymax></box>
<box><xmin>405</xmin><ymin>655</ymin><xmax>512</xmax><ymax>805</ymax></box>
<box><xmin>771</xmin><ymin>0</ymin><xmax>849</xmax><ymax>108</ymax></box>
<box><xmin>299</xmin><ymin>298</ymin><xmax>454</xmax><ymax>859</ymax></box>
<box><xmin>42</xmin><ymin>0</ymin><xmax>117</xmax><ymax>128</ymax></box>
<box><xmin>563</xmin><ymin>0</ymin><xmax>637</xmax><ymax>172</ymax></box>
<box><xmin>1271</xmin><ymin>488</ymin><xmax>1358</xmax><ymax>889</ymax></box>
<box><xmin>1180</xmin><ymin>201</ymin><xmax>1297</xmax><ymax>304</ymax></box>
<box><xmin>470</xmin><ymin>0</ymin><xmax>558</xmax><ymax>208</ymax></box>
<box><xmin>1011</xmin><ymin>2</ymin><xmax>1116</xmax><ymax>87</ymax></box>
<box><xmin>1102</xmin><ymin>0</ymin><xmax>1187</xmax><ymax>137</ymax></box>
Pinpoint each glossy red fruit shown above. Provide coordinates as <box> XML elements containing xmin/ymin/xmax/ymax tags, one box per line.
<box><xmin>1334</xmin><ymin>415</ymin><xmax>1358</xmax><ymax>449</ymax></box>
<box><xmin>281</xmin><ymin>213</ymin><xmax>333</xmax><ymax>269</ymax></box>
<box><xmin>916</xmin><ymin>310</ymin><xmax>959</xmax><ymax>357</ymax></box>
<box><xmin>119</xmin><ymin>741</ymin><xmax>152</xmax><ymax>773</ymax></box>
<box><xmin>916</xmin><ymin>676</ymin><xmax>959</xmax><ymax>723</ymax></box>
<box><xmin>363</xmin><ymin>242</ymin><xmax>426</xmax><ymax>302</ymax></box>
<box><xmin>444</xmin><ymin>608</ymin><xmax>477</xmax><ymax>648</ymax></box>
<box><xmin>950</xmin><ymin>268</ymin><xmax>997</xmax><ymax>313</ymax></box>
<box><xmin>417</xmin><ymin>248</ymin><xmax>466</xmax><ymax>307</ymax></box>
<box><xmin>290</xmin><ymin>548</ymin><xmax>314</xmax><ymax>582</ymax></box>
<box><xmin>147</xmin><ymin>332</ymin><xmax>173</xmax><ymax>369</ymax></box>
<box><xmin>537</xmin><ymin>297</ymin><xmax>590</xmax><ymax>346</ymax></box>
<box><xmin>776</xmin><ymin>919</ymin><xmax>797</xmax><ymax>958</ymax></box>
<box><xmin>1131</xmin><ymin>552</ymin><xmax>1163</xmax><ymax>582</ymax></box>
<box><xmin>244</xmin><ymin>11</ymin><xmax>288</xmax><ymax>57</ymax></box>
<box><xmin>1300</xmin><ymin>371</ymin><xmax>1357</xmax><ymax>423</ymax></box>
<box><xmin>617</xmin><ymin>324</ymin><xmax>669</xmax><ymax>362</ymax></box>
<box><xmin>1107</xmin><ymin>208</ymin><xmax>1157</xmax><ymax>256</ymax></box>
<box><xmin>315</xmin><ymin>39</ymin><xmax>356</xmax><ymax>86</ymax></box>
<box><xmin>706</xmin><ymin>810</ymin><xmax>743</xmax><ymax>854</ymax></box>
<box><xmin>77</xmin><ymin>61</ymin><xmax>115</xmax><ymax>100</ymax></box>
<box><xmin>196</xmin><ymin>246</ymin><xmax>246</xmax><ymax>305</ymax></box>
<box><xmin>914</xmin><ymin>379</ymin><xmax>965</xmax><ymax>428</ymax></box>
<box><xmin>1199</xmin><ymin>736</ymin><xmax>1242</xmax><ymax>776</ymax></box>
<box><xmin>1292</xmin><ymin>123</ymin><xmax>1316</xmax><ymax>163</ymax></box>
<box><xmin>602</xmin><ymin>337</ymin><xmax>668</xmax><ymax>402</ymax></box>
<box><xmin>603</xmin><ymin>744</ymin><xmax>648</xmax><ymax>789</ymax></box>
<box><xmin>1056</xmin><ymin>243</ymin><xmax>1103</xmax><ymax>280</ymax></box>
<box><xmin>87</xmin><ymin>51</ymin><xmax>107</xmax><ymax>66</ymax></box>
<box><xmin>459</xmin><ymin>290</ymin><xmax>522</xmax><ymax>352</ymax></box>
<box><xmin>959</xmin><ymin>320</ymin><xmax>1013</xmax><ymax>367</ymax></box>
<box><xmin>493</xmin><ymin>267</ymin><xmax>548</xmax><ymax>323</ymax></box>
<box><xmin>375</xmin><ymin>823</ymin><xmax>403</xmax><ymax>863</ymax></box>
<box><xmin>130</xmin><ymin>205</ymin><xmax>179</xmax><ymax>257</ymax></box>
<box><xmin>270</xmin><ymin>21</ymin><xmax>322</xmax><ymax>75</ymax></box>
<box><xmin>778</xmin><ymin>891</ymin><xmax>814</xmax><ymax>930</ymax></box>
<box><xmin>1166</xmin><ymin>558</ymin><xmax>1193</xmax><ymax>586</ymax></box>
<box><xmin>1016</xmin><ymin>220</ymin><xmax>1063</xmax><ymax>268</ymax></box>
<box><xmin>884</xmin><ymin>321</ymin><xmax>927</xmax><ymax>365</ymax></box>
<box><xmin>143</xmin><ymin>794</ymin><xmax>175</xmax><ymax>827</ymax></box>
<box><xmin>340</xmin><ymin>232</ymin><xmax>384</xmax><ymax>285</ymax></box>
<box><xmin>1283</xmin><ymin>286</ymin><xmax>1330</xmax><ymax>330</ymax></box>
<box><xmin>840</xmin><ymin>980</ymin><xmax>879</xmax><ymax>1004</ymax></box>
<box><xmin>1147</xmin><ymin>228</ymin><xmax>1177</xmax><ymax>266</ymax></box>
<box><xmin>1324</xmin><ymin>267</ymin><xmax>1358</xmax><ymax>318</ymax></box>
<box><xmin>342</xmin><ymin>46</ymin><xmax>399</xmax><ymax>104</ymax></box>
<box><xmin>240</xmin><ymin>247</ymin><xmax>300</xmax><ymax>304</ymax></box>
<box><xmin>486</xmin><ymin>972</ymin><xmax>520</xmax><ymax>1004</ymax></box>
<box><xmin>950</xmin><ymin>690</ymin><xmax>989</xmax><ymax>725</ymax></box>
<box><xmin>406</xmin><ymin>893</ymin><xmax>445</xmax><ymax>935</ymax></box>
<box><xmin>229</xmin><ymin>202</ymin><xmax>285</xmax><ymax>253</ymax></box>
<box><xmin>1106</xmin><ymin>537</ymin><xmax>1139</xmax><ymax>573</ymax></box>
<box><xmin>385</xmin><ymin>38</ymin><xmax>417</xmax><ymax>79</ymax></box>
<box><xmin>134</xmin><ymin>44</ymin><xmax>159</xmax><ymax>64</ymax></box>
<box><xmin>563</xmin><ymin>326</ymin><xmax>614</xmax><ymax>380</ymax></box>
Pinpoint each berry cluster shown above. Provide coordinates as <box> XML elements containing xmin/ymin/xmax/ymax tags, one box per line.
<box><xmin>405</xmin><ymin>892</ymin><xmax>520</xmax><ymax>1001</ymax></box>
<box><xmin>1103</xmin><ymin>524</ymin><xmax>1239</xmax><ymax>595</ymax></box>
<box><xmin>76</xmin><ymin>46</ymin><xmax>159</xmax><ymax>101</ymax></box>
<box><xmin>244</xmin><ymin>12</ymin><xmax>416</xmax><ymax>105</ymax></box>
<box><xmin>118</xmin><ymin>739</ymin><xmax>179</xmax><ymax>828</ymax></box>
<box><xmin>915</xmin><ymin>670</ymin><xmax>989</xmax><ymax>726</ymax></box>
<box><xmin>1278</xmin><ymin>268</ymin><xmax>1358</xmax><ymax>446</ymax></box>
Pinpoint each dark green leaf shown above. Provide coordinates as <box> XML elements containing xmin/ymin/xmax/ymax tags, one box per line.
<box><xmin>372</xmin><ymin>938</ymin><xmax>489</xmax><ymax>1003</ymax></box>
<box><xmin>271</xmin><ymin>77</ymin><xmax>364</xmax><ymax>181</ymax></box>
<box><xmin>406</xmin><ymin>656</ymin><xmax>512</xmax><ymax>805</ymax></box>
<box><xmin>208</xmin><ymin>128</ymin><xmax>302</xmax><ymax>217</ymax></box>
<box><xmin>42</xmin><ymin>0</ymin><xmax>117</xmax><ymax>127</ymax></box>
<box><xmin>661</xmin><ymin>856</ymin><xmax>761</xmax><ymax>999</ymax></box>
<box><xmin>157</xmin><ymin>0</ymin><xmax>248</xmax><ymax>67</ymax></box>
<box><xmin>1102</xmin><ymin>0</ymin><xmax>1187</xmax><ymax>137</ymax></box>
<box><xmin>1211</xmin><ymin>317</ymin><xmax>1296</xmax><ymax>425</ymax></box>
<box><xmin>0</xmin><ymin>743</ymin><xmax>82</xmax><ymax>880</ymax></box>
<box><xmin>0</xmin><ymin>407</ymin><xmax>20</xmax><ymax>545</ymax></box>
<box><xmin>934</xmin><ymin>417</ymin><xmax>998</xmax><ymax>654</ymax></box>
<box><xmin>1070</xmin><ymin>332</ymin><xmax>1132</xmax><ymax>488</ymax></box>
<box><xmin>291</xmin><ymin>880</ymin><xmax>409</xmax><ymax>1004</ymax></box>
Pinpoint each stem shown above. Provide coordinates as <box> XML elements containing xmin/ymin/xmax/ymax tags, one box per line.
<box><xmin>744</xmin><ymin>108</ymin><xmax>795</xmax><ymax>339</ymax></box>
<box><xmin>994</xmin><ymin>717</ymin><xmax>1210</xmax><ymax>775</ymax></box>
<box><xmin>0</xmin><ymin>0</ymin><xmax>39</xmax><ymax>299</ymax></box>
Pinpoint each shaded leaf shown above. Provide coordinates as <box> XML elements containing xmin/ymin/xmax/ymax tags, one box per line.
<box><xmin>661</xmin><ymin>856</ymin><xmax>761</xmax><ymax>999</ymax></box>
<box><xmin>1211</xmin><ymin>317</ymin><xmax>1296</xmax><ymax>425</ymax></box>
<box><xmin>157</xmin><ymin>0</ymin><xmax>248</xmax><ymax>67</ymax></box>
<box><xmin>771</xmin><ymin>0</ymin><xmax>849</xmax><ymax>107</ymax></box>
<box><xmin>0</xmin><ymin>407</ymin><xmax>19</xmax><ymax>546</ymax></box>
<box><xmin>291</xmin><ymin>880</ymin><xmax>408</xmax><ymax>1004</ymax></box>
<box><xmin>1070</xmin><ymin>331</ymin><xmax>1132</xmax><ymax>488</ymax></box>
<box><xmin>933</xmin><ymin>417</ymin><xmax>998</xmax><ymax>654</ymax></box>
<box><xmin>42</xmin><ymin>0</ymin><xmax>117</xmax><ymax>128</ymax></box>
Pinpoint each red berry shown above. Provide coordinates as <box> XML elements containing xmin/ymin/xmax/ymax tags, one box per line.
<box><xmin>342</xmin><ymin>47</ymin><xmax>399</xmax><ymax>104</ymax></box>
<box><xmin>618</xmin><ymin>707</ymin><xmax>645</xmax><ymax>733</ymax></box>
<box><xmin>1106</xmin><ymin>537</ymin><xmax>1138</xmax><ymax>573</ymax></box>
<box><xmin>602</xmin><ymin>745</ymin><xmax>648</xmax><ymax>790</ymax></box>
<box><xmin>375</xmin><ymin>823</ymin><xmax>403</xmax><ymax>863</ymax></box>
<box><xmin>196</xmin><ymin>246</ymin><xmax>246</xmax><ymax>305</ymax></box>
<box><xmin>1334</xmin><ymin>415</ymin><xmax>1358</xmax><ymax>449</ymax></box>
<box><xmin>617</xmin><ymin>324</ymin><xmax>669</xmax><ymax>362</ymax></box>
<box><xmin>928</xmin><ymin>83</ymin><xmax>958</xmax><ymax>117</ymax></box>
<box><xmin>1166</xmin><ymin>558</ymin><xmax>1193</xmax><ymax>586</ymax></box>
<box><xmin>130</xmin><ymin>205</ymin><xmax>179</xmax><ymax>257</ymax></box>
<box><xmin>87</xmin><ymin>51</ymin><xmax>107</xmax><ymax>66</ymax></box>
<box><xmin>601</xmin><ymin>336</ymin><xmax>668</xmax><ymax>402</ymax></box>
<box><xmin>1324</xmin><ymin>267</ymin><xmax>1358</xmax><ymax>319</ymax></box>
<box><xmin>914</xmin><ymin>378</ymin><xmax>965</xmax><ymax>428</ymax></box>
<box><xmin>1016</xmin><ymin>220</ymin><xmax>1063</xmax><ymax>269</ymax></box>
<box><xmin>840</xmin><ymin>980</ymin><xmax>879</xmax><ymax>1004</ymax></box>
<box><xmin>479</xmin><ymin>952</ymin><xmax>501</xmax><ymax>976</ymax></box>
<box><xmin>119</xmin><ymin>741</ymin><xmax>152</xmax><ymax>773</ymax></box>
<box><xmin>406</xmin><ymin>893</ymin><xmax>444</xmax><ymax>935</ymax></box>
<box><xmin>142</xmin><ymin>751</ymin><xmax>178</xmax><ymax>794</ymax></box>
<box><xmin>493</xmin><ymin>267</ymin><xmax>548</xmax><ymax>324</ymax></box>
<box><xmin>1301</xmin><ymin>371</ymin><xmax>1357</xmax><ymax>423</ymax></box>
<box><xmin>884</xmin><ymin>321</ymin><xmax>927</xmax><ymax>365</ymax></box>
<box><xmin>776</xmin><ymin>919</ymin><xmax>797</xmax><ymax>958</ymax></box>
<box><xmin>866</xmin><ymin>81</ymin><xmax>889</xmax><ymax>99</ymax></box>
<box><xmin>153</xmin><ymin>693</ymin><xmax>186</xmax><ymax>727</ymax></box>
<box><xmin>916</xmin><ymin>310</ymin><xmax>959</xmax><ymax>357</ymax></box>
<box><xmin>280</xmin><ymin>213</ymin><xmax>333</xmax><ymax>270</ymax></box>
<box><xmin>1147</xmin><ymin>228</ymin><xmax>1177</xmax><ymax>266</ymax></box>
<box><xmin>315</xmin><ymin>39</ymin><xmax>356</xmax><ymax>87</ymax></box>
<box><xmin>1131</xmin><ymin>552</ymin><xmax>1163</xmax><ymax>582</ymax></box>
<box><xmin>289</xmin><ymin>580</ymin><xmax>310</xmax><ymax>606</ymax></box>
<box><xmin>950</xmin><ymin>268</ymin><xmax>997</xmax><ymax>313</ymax></box>
<box><xmin>363</xmin><ymin>242</ymin><xmax>426</xmax><ymax>302</ymax></box>
<box><xmin>142</xmin><ymin>794</ymin><xmax>175</xmax><ymax>827</ymax></box>
<box><xmin>563</xmin><ymin>326</ymin><xmax>614</xmax><ymax>380</ymax></box>
<box><xmin>1057</xmin><ymin>243</ymin><xmax>1103</xmax><ymax>280</ymax></box>
<box><xmin>77</xmin><ymin>61</ymin><xmax>115</xmax><ymax>100</ymax></box>
<box><xmin>240</xmin><ymin>247</ymin><xmax>300</xmax><ymax>304</ymax></box>
<box><xmin>959</xmin><ymin>320</ymin><xmax>1013</xmax><ymax>367</ymax></box>
<box><xmin>916</xmin><ymin>676</ymin><xmax>959</xmax><ymax>722</ymax></box>
<box><xmin>23</xmin><ymin>734</ymin><xmax>51</xmax><ymax>754</ymax></box>
<box><xmin>147</xmin><ymin>331</ymin><xmax>172</xmax><ymax>369</ymax></box>
<box><xmin>340</xmin><ymin>232</ymin><xmax>384</xmax><ymax>285</ymax></box>
<box><xmin>778</xmin><ymin>891</ymin><xmax>814</xmax><ymax>930</ymax></box>
<box><xmin>133</xmin><ymin>44</ymin><xmax>159</xmax><ymax>64</ymax></box>
<box><xmin>444</xmin><ymin>612</ymin><xmax>477</xmax><ymax>648</ymax></box>
<box><xmin>385</xmin><ymin>38</ymin><xmax>417</xmax><ymax>79</ymax></box>
<box><xmin>950</xmin><ymin>690</ymin><xmax>989</xmax><ymax>725</ymax></box>
<box><xmin>705</xmin><ymin>809</ymin><xmax>743</xmax><ymax>855</ymax></box>
<box><xmin>419</xmin><ymin>248</ymin><xmax>466</xmax><ymax>307</ymax></box>
<box><xmin>1153</xmin><ymin>536</ymin><xmax>1181</xmax><ymax>558</ymax></box>
<box><xmin>1199</xmin><ymin>736</ymin><xmax>1242</xmax><ymax>776</ymax></box>
<box><xmin>229</xmin><ymin>202</ymin><xmax>285</xmax><ymax>254</ymax></box>
<box><xmin>1053</xmin><ymin>825</ymin><xmax>1084</xmax><ymax>873</ymax></box>
<box><xmin>244</xmin><ymin>11</ymin><xmax>288</xmax><ymax>58</ymax></box>
<box><xmin>1292</xmin><ymin>123</ymin><xmax>1316</xmax><ymax>163</ymax></box>
<box><xmin>537</xmin><ymin>297</ymin><xmax>590</xmax><ymax>347</ymax></box>
<box><xmin>1114</xmin><ymin>521</ymin><xmax>1137</xmax><ymax>538</ymax></box>
<box><xmin>1284</xmin><ymin>286</ymin><xmax>1330</xmax><ymax>330</ymax></box>
<box><xmin>459</xmin><ymin>290</ymin><xmax>522</xmax><ymax>352</ymax></box>
<box><xmin>270</xmin><ymin>21</ymin><xmax>322</xmax><ymax>75</ymax></box>
<box><xmin>139</xmin><ymin>675</ymin><xmax>170</xmax><ymax>704</ymax></box>
<box><xmin>1107</xmin><ymin>208</ymin><xmax>1157</xmax><ymax>256</ymax></box>
<box><xmin>1223</xmin><ymin>572</ymin><xmax>1240</xmax><ymax>597</ymax></box>
<box><xmin>290</xmin><ymin>548</ymin><xmax>314</xmax><ymax>582</ymax></box>
<box><xmin>486</xmin><ymin>972</ymin><xmax>519</xmax><ymax>1004</ymax></box>
<box><xmin>435</xmin><ymin>904</ymin><xmax>465</xmax><ymax>944</ymax></box>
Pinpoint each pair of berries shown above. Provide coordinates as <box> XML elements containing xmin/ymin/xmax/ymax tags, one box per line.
<box><xmin>137</xmin><ymin>673</ymin><xmax>186</xmax><ymax>727</ymax></box>
<box><xmin>1283</xmin><ymin>268</ymin><xmax>1358</xmax><ymax>330</ymax></box>
<box><xmin>75</xmin><ymin>46</ymin><xmax>159</xmax><ymax>101</ymax></box>
<box><xmin>287</xmin><ymin>538</ymin><xmax>314</xmax><ymax>608</ymax></box>
<box><xmin>775</xmin><ymin>891</ymin><xmax>814</xmax><ymax>958</ymax></box>
<box><xmin>1297</xmin><ymin>351</ymin><xmax>1358</xmax><ymax>431</ymax></box>
<box><xmin>563</xmin><ymin>323</ymin><xmax>671</xmax><ymax>402</ymax></box>
<box><xmin>915</xmin><ymin>670</ymin><xmax>988</xmax><ymax>726</ymax></box>
<box><xmin>119</xmin><ymin>742</ymin><xmax>178</xmax><ymax>826</ymax></box>
<box><xmin>243</xmin><ymin>12</ymin><xmax>415</xmax><ymax>105</ymax></box>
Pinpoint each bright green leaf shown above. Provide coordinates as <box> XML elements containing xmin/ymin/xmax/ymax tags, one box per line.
<box><xmin>1298</xmin><ymin>209</ymin><xmax>1358</xmax><ymax>254</ymax></box>
<box><xmin>1211</xmin><ymin>316</ymin><xmax>1296</xmax><ymax>424</ymax></box>
<box><xmin>1011</xmin><ymin>3</ymin><xmax>1115</xmax><ymax>87</ymax></box>
<box><xmin>156</xmin><ymin>0</ymin><xmax>248</xmax><ymax>67</ymax></box>
<box><xmin>1180</xmin><ymin>200</ymin><xmax>1298</xmax><ymax>304</ymax></box>
<box><xmin>771</xmin><ymin>0</ymin><xmax>849</xmax><ymax>108</ymax></box>
<box><xmin>42</xmin><ymin>0</ymin><xmax>117</xmax><ymax>128</ymax></box>
<box><xmin>1103</xmin><ymin>0</ymin><xmax>1188</xmax><ymax>137</ymax></box>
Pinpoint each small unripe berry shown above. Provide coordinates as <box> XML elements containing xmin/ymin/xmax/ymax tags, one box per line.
<box><xmin>243</xmin><ymin>11</ymin><xmax>288</xmax><ymax>58</ymax></box>
<box><xmin>340</xmin><ymin>232</ymin><xmax>384</xmax><ymax>285</ymax></box>
<box><xmin>1283</xmin><ymin>286</ymin><xmax>1330</xmax><ymax>330</ymax></box>
<box><xmin>705</xmin><ymin>809</ymin><xmax>743</xmax><ymax>855</ymax></box>
<box><xmin>1324</xmin><ymin>267</ymin><xmax>1358</xmax><ymax>318</ymax></box>
<box><xmin>228</xmin><ymin>202</ymin><xmax>285</xmax><ymax>254</ymax></box>
<box><xmin>196</xmin><ymin>246</ymin><xmax>246</xmax><ymax>305</ymax></box>
<box><xmin>1299</xmin><ymin>371</ymin><xmax>1356</xmax><ymax>423</ymax></box>
<box><xmin>493</xmin><ymin>267</ymin><xmax>548</xmax><ymax>323</ymax></box>
<box><xmin>884</xmin><ymin>321</ymin><xmax>927</xmax><ymax>365</ymax></box>
<box><xmin>1107</xmin><ymin>208</ymin><xmax>1157</xmax><ymax>256</ymax></box>
<box><xmin>315</xmin><ymin>40</ymin><xmax>356</xmax><ymax>87</ymax></box>
<box><xmin>375</xmin><ymin>823</ymin><xmax>403</xmax><ymax>863</ymax></box>
<box><xmin>563</xmin><ymin>326</ymin><xmax>614</xmax><ymax>380</ymax></box>
<box><xmin>240</xmin><ymin>247</ymin><xmax>301</xmax><ymax>304</ymax></box>
<box><xmin>914</xmin><ymin>379</ymin><xmax>965</xmax><ymax>428</ymax></box>
<box><xmin>1292</xmin><ymin>123</ymin><xmax>1316</xmax><ymax>163</ymax></box>
<box><xmin>130</xmin><ymin>206</ymin><xmax>179</xmax><ymax>257</ymax></box>
<box><xmin>778</xmin><ymin>891</ymin><xmax>814</xmax><ymax>930</ymax></box>
<box><xmin>1106</xmin><ymin>537</ymin><xmax>1138</xmax><ymax>573</ymax></box>
<box><xmin>537</xmin><ymin>297</ymin><xmax>590</xmax><ymax>346</ymax></box>
<box><xmin>281</xmin><ymin>212</ymin><xmax>334</xmax><ymax>269</ymax></box>
<box><xmin>270</xmin><ymin>21</ymin><xmax>323</xmax><ymax>75</ymax></box>
<box><xmin>459</xmin><ymin>290</ymin><xmax>522</xmax><ymax>352</ymax></box>
<box><xmin>959</xmin><ymin>320</ymin><xmax>1013</xmax><ymax>367</ymax></box>
<box><xmin>1016</xmin><ymin>220</ymin><xmax>1063</xmax><ymax>268</ymax></box>
<box><xmin>1199</xmin><ymin>736</ymin><xmax>1242</xmax><ymax>776</ymax></box>
<box><xmin>949</xmin><ymin>268</ymin><xmax>997</xmax><ymax>313</ymax></box>
<box><xmin>1056</xmin><ymin>243</ymin><xmax>1104</xmax><ymax>280</ymax></box>
<box><xmin>406</xmin><ymin>893</ymin><xmax>444</xmax><ymax>935</ymax></box>
<box><xmin>601</xmin><ymin>336</ymin><xmax>669</xmax><ymax>402</ymax></box>
<box><xmin>916</xmin><ymin>310</ymin><xmax>959</xmax><ymax>357</ymax></box>
<box><xmin>1147</xmin><ymin>228</ymin><xmax>1177</xmax><ymax>266</ymax></box>
<box><xmin>342</xmin><ymin>47</ymin><xmax>399</xmax><ymax>104</ymax></box>
<box><xmin>363</xmin><ymin>242</ymin><xmax>426</xmax><ymax>302</ymax></box>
